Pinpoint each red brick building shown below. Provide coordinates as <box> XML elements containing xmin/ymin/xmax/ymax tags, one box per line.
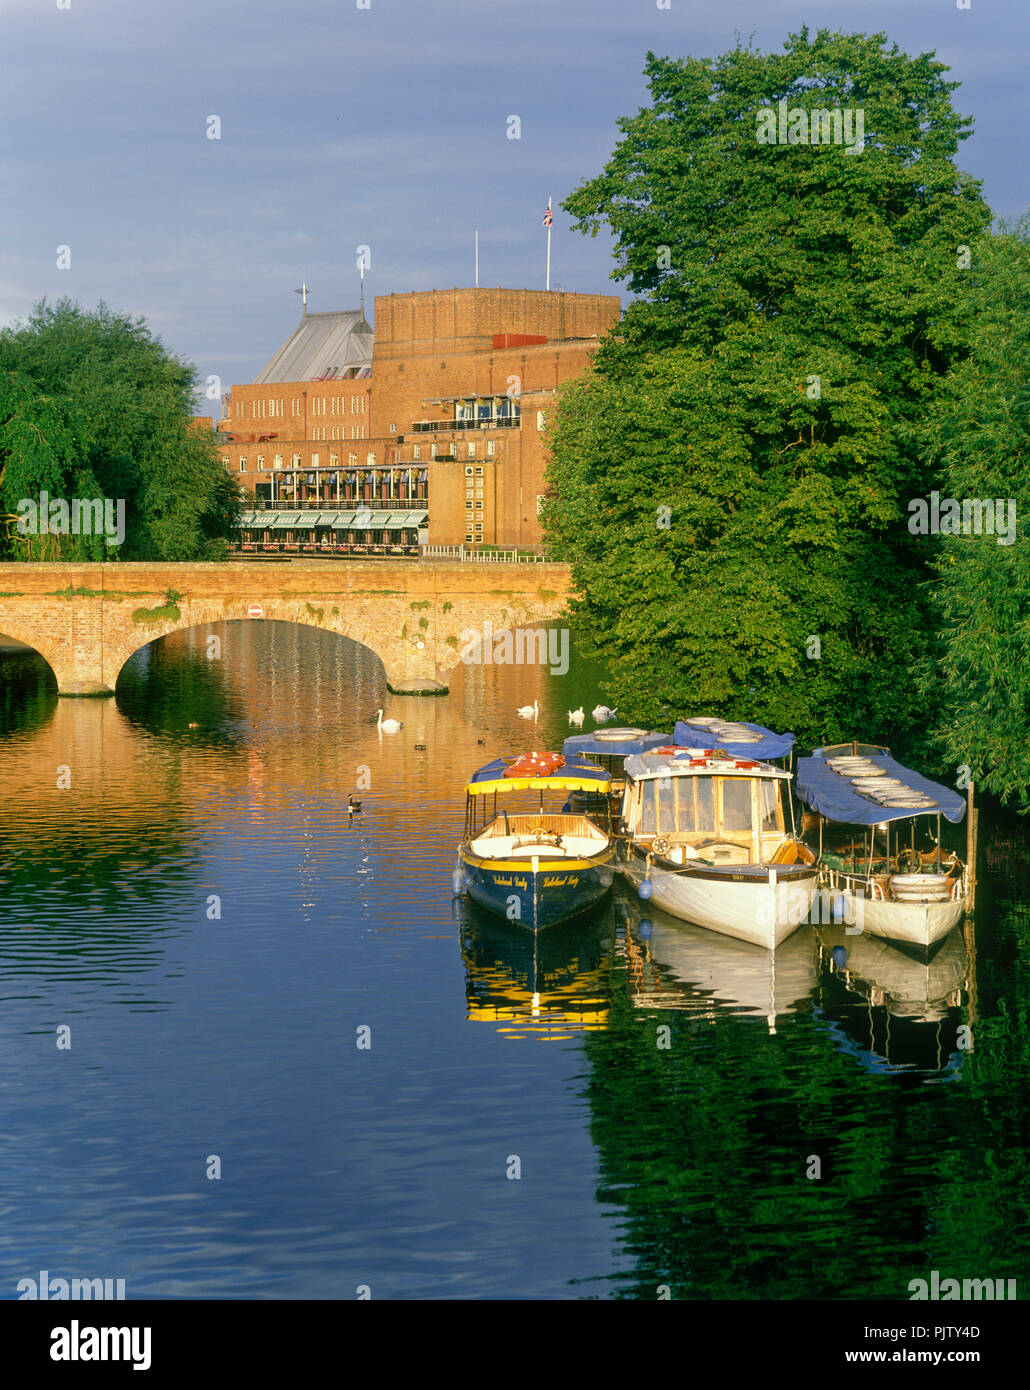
<box><xmin>220</xmin><ymin>288</ymin><xmax>620</xmax><ymax>556</ymax></box>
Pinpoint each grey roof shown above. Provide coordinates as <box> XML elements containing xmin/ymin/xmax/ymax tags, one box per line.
<box><xmin>253</xmin><ymin>310</ymin><xmax>374</xmax><ymax>383</ymax></box>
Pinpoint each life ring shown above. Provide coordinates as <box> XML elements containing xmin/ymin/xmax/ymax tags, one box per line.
<box><xmin>504</xmin><ymin>751</ymin><xmax>565</xmax><ymax>778</ymax></box>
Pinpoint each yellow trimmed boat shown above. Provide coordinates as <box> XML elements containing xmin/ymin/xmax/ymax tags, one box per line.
<box><xmin>454</xmin><ymin>753</ymin><xmax>617</xmax><ymax>931</ymax></box>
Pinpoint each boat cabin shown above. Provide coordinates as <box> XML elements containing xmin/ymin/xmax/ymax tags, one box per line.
<box><xmin>621</xmin><ymin>750</ymin><xmax>800</xmax><ymax>867</ymax></box>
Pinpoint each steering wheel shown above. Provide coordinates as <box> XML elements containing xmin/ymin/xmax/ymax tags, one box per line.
<box><xmin>651</xmin><ymin>836</ymin><xmax>671</xmax><ymax>855</ymax></box>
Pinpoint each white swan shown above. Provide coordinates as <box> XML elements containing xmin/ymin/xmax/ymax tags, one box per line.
<box><xmin>592</xmin><ymin>704</ymin><xmax>617</xmax><ymax>721</ymax></box>
<box><xmin>568</xmin><ymin>707</ymin><xmax>585</xmax><ymax>724</ymax></box>
<box><xmin>376</xmin><ymin>708</ymin><xmax>402</xmax><ymax>733</ymax></box>
<box><xmin>516</xmin><ymin>700</ymin><xmax>539</xmax><ymax>719</ymax></box>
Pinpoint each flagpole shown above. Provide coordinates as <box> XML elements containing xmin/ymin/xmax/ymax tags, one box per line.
<box><xmin>545</xmin><ymin>197</ymin><xmax>551</xmax><ymax>291</ymax></box>
<box><xmin>475</xmin><ymin>229</ymin><xmax>479</xmax><ymax>287</ymax></box>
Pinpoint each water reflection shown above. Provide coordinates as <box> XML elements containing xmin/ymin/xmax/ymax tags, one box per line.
<box><xmin>456</xmin><ymin>892</ymin><xmax>614</xmax><ymax>1039</ymax></box>
<box><xmin>0</xmin><ymin>618</ymin><xmax>1026</xmax><ymax>1300</ymax></box>
<box><xmin>616</xmin><ymin>892</ymin><xmax>819</xmax><ymax>1031</ymax></box>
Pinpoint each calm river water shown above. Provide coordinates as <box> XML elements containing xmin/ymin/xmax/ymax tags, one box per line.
<box><xmin>0</xmin><ymin>621</ymin><xmax>1027</xmax><ymax>1300</ymax></box>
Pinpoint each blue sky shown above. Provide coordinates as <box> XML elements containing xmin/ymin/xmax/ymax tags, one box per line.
<box><xmin>3</xmin><ymin>0</ymin><xmax>1027</xmax><ymax>399</ymax></box>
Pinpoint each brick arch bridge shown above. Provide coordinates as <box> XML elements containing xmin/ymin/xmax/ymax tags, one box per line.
<box><xmin>0</xmin><ymin>561</ymin><xmax>573</xmax><ymax>696</ymax></box>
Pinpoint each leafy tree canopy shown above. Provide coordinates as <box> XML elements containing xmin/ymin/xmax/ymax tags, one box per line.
<box><xmin>917</xmin><ymin>218</ymin><xmax>1030</xmax><ymax>806</ymax></box>
<box><xmin>545</xmin><ymin>30</ymin><xmax>994</xmax><ymax>762</ymax></box>
<box><xmin>0</xmin><ymin>299</ymin><xmax>239</xmax><ymax>560</ymax></box>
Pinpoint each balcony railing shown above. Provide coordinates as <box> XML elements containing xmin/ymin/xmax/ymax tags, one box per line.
<box><xmin>410</xmin><ymin>416</ymin><xmax>519</xmax><ymax>434</ymax></box>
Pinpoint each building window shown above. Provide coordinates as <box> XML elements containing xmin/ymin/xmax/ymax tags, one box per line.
<box><xmin>465</xmin><ymin>501</ymin><xmax>474</xmax><ymax>510</ymax></box>
<box><xmin>537</xmin><ymin>410</ymin><xmax>546</xmax><ymax>430</ymax></box>
<box><xmin>312</xmin><ymin>454</ymin><xmax>319</xmax><ymax>467</ymax></box>
<box><xmin>475</xmin><ymin>500</ymin><xmax>483</xmax><ymax>510</ymax></box>
<box><xmin>292</xmin><ymin>399</ymin><xmax>300</xmax><ymax>416</ymax></box>
<box><xmin>330</xmin><ymin>454</ymin><xmax>338</xmax><ymax>465</ymax></box>
<box><xmin>412</xmin><ymin>444</ymin><xmax>420</xmax><ymax>459</ymax></box>
<box><xmin>257</xmin><ymin>455</ymin><xmax>265</xmax><ymax>471</ymax></box>
<box><xmin>239</xmin><ymin>457</ymin><xmax>247</xmax><ymax>471</ymax></box>
<box><xmin>235</xmin><ymin>402</ymin><xmax>244</xmax><ymax>418</ymax></box>
<box><xmin>487</xmin><ymin>441</ymin><xmax>495</xmax><ymax>456</ymax></box>
<box><xmin>292</xmin><ymin>454</ymin><xmax>301</xmax><ymax>466</ymax></box>
<box><xmin>467</xmin><ymin>442</ymin><xmax>476</xmax><ymax>458</ymax></box>
<box><xmin>274</xmin><ymin>454</ymin><xmax>283</xmax><ymax>469</ymax></box>
<box><xmin>222</xmin><ymin>456</ymin><xmax>230</xmax><ymax>469</ymax></box>
<box><xmin>475</xmin><ymin>465</ymin><xmax>483</xmax><ymax>476</ymax></box>
<box><xmin>430</xmin><ymin>444</ymin><xmax>437</xmax><ymax>459</ymax></box>
<box><xmin>390</xmin><ymin>422</ymin><xmax>396</xmax><ymax>432</ymax></box>
<box><xmin>366</xmin><ymin>452</ymin><xmax>375</xmax><ymax>466</ymax></box>
<box><xmin>465</xmin><ymin>533</ymin><xmax>474</xmax><ymax>544</ymax></box>
<box><xmin>537</xmin><ymin>495</ymin><xmax>546</xmax><ymax>514</ymax></box>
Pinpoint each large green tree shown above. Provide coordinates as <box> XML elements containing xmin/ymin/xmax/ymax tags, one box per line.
<box><xmin>544</xmin><ymin>29</ymin><xmax>993</xmax><ymax>758</ymax></box>
<box><xmin>0</xmin><ymin>299</ymin><xmax>239</xmax><ymax>560</ymax></box>
<box><xmin>917</xmin><ymin>218</ymin><xmax>1030</xmax><ymax>807</ymax></box>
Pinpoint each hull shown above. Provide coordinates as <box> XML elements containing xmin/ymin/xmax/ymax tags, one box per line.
<box><xmin>842</xmin><ymin>889</ymin><xmax>964</xmax><ymax>950</ymax></box>
<box><xmin>459</xmin><ymin>846</ymin><xmax>615</xmax><ymax>932</ymax></box>
<box><xmin>620</xmin><ymin>846</ymin><xmax>817</xmax><ymax>949</ymax></box>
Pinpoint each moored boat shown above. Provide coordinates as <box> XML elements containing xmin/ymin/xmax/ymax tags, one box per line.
<box><xmin>455</xmin><ymin>752</ymin><xmax>617</xmax><ymax>931</ymax></box>
<box><xmin>562</xmin><ymin>727</ymin><xmax>670</xmax><ymax>820</ymax></box>
<box><xmin>619</xmin><ymin>742</ymin><xmax>818</xmax><ymax>948</ymax></box>
<box><xmin>795</xmin><ymin>743</ymin><xmax>968</xmax><ymax>951</ymax></box>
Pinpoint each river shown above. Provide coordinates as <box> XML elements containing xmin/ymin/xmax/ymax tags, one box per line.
<box><xmin>0</xmin><ymin>622</ymin><xmax>1026</xmax><ymax>1300</ymax></box>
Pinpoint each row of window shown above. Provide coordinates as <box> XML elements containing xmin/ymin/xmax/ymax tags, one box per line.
<box><xmin>311</xmin><ymin>426</ymin><xmax>366</xmax><ymax>441</ymax></box>
<box><xmin>226</xmin><ymin>450</ymin><xmax>388</xmax><ymax>471</ymax></box>
<box><xmin>222</xmin><ymin>441</ymin><xmax>499</xmax><ymax>472</ymax></box>
<box><xmin>235</xmin><ymin>396</ymin><xmax>366</xmax><ymax>418</ymax></box>
<box><xmin>407</xmin><ymin>440</ymin><xmax>495</xmax><ymax>460</ymax></box>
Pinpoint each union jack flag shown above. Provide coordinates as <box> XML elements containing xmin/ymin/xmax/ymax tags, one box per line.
<box><xmin>542</xmin><ymin>205</ymin><xmax>553</xmax><ymax>227</ymax></box>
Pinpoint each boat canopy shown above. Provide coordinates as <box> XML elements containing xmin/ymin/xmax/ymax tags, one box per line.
<box><xmin>624</xmin><ymin>751</ymin><xmax>790</xmax><ymax>782</ymax></box>
<box><xmin>466</xmin><ymin>754</ymin><xmax>610</xmax><ymax>796</ymax></box>
<box><xmin>673</xmin><ymin>718</ymin><xmax>796</xmax><ymax>761</ymax></box>
<box><xmin>795</xmin><ymin>755</ymin><xmax>966</xmax><ymax>825</ymax></box>
<box><xmin>562</xmin><ymin>728</ymin><xmax>669</xmax><ymax>758</ymax></box>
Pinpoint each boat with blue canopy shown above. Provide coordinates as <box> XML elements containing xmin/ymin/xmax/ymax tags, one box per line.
<box><xmin>672</xmin><ymin>718</ymin><xmax>796</xmax><ymax>765</ymax></box>
<box><xmin>618</xmin><ymin>744</ymin><xmax>818</xmax><ymax>949</ymax></box>
<box><xmin>795</xmin><ymin>743</ymin><xmax>968</xmax><ymax>950</ymax></box>
<box><xmin>562</xmin><ymin>728</ymin><xmax>670</xmax><ymax>818</ymax></box>
<box><xmin>454</xmin><ymin>752</ymin><xmax>617</xmax><ymax>931</ymax></box>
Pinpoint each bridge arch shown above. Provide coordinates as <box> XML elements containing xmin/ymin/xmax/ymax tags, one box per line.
<box><xmin>0</xmin><ymin>624</ymin><xmax>60</xmax><ymax>688</ymax></box>
<box><xmin>0</xmin><ymin>560</ymin><xmax>573</xmax><ymax>697</ymax></box>
<box><xmin>106</xmin><ymin>604</ymin><xmax>402</xmax><ymax>695</ymax></box>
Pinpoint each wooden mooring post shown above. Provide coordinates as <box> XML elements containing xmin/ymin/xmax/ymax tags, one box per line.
<box><xmin>965</xmin><ymin>779</ymin><xmax>978</xmax><ymax>913</ymax></box>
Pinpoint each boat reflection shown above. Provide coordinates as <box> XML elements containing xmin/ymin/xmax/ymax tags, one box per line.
<box><xmin>455</xmin><ymin>893</ymin><xmax>615</xmax><ymax>1040</ymax></box>
<box><xmin>615</xmin><ymin>890</ymin><xmax>820</xmax><ymax>1032</ymax></box>
<box><xmin>814</xmin><ymin>922</ymin><xmax>972</xmax><ymax>1075</ymax></box>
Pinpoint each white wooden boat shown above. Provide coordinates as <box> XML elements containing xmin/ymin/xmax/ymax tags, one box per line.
<box><xmin>619</xmin><ymin>744</ymin><xmax>818</xmax><ymax>948</ymax></box>
<box><xmin>796</xmin><ymin>743</ymin><xmax>967</xmax><ymax>952</ymax></box>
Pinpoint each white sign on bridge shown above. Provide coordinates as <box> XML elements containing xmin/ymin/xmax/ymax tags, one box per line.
<box><xmin>248</xmin><ymin>604</ymin><xmax>263</xmax><ymax>618</ymax></box>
